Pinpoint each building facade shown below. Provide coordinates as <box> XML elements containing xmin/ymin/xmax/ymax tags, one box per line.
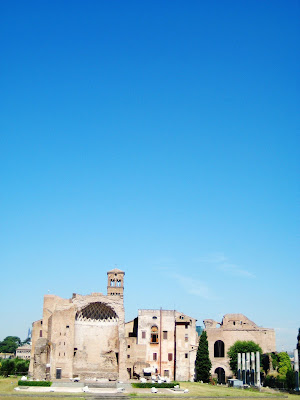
<box><xmin>29</xmin><ymin>270</ymin><xmax>276</xmax><ymax>383</ymax></box>
<box><xmin>29</xmin><ymin>269</ymin><xmax>127</xmax><ymax>381</ymax></box>
<box><xmin>125</xmin><ymin>309</ymin><xmax>198</xmax><ymax>381</ymax></box>
<box><xmin>16</xmin><ymin>344</ymin><xmax>31</xmax><ymax>360</ymax></box>
<box><xmin>204</xmin><ymin>314</ymin><xmax>276</xmax><ymax>383</ymax></box>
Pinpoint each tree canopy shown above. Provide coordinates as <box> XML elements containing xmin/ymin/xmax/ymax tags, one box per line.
<box><xmin>277</xmin><ymin>352</ymin><xmax>292</xmax><ymax>377</ymax></box>
<box><xmin>227</xmin><ymin>340</ymin><xmax>262</xmax><ymax>376</ymax></box>
<box><xmin>195</xmin><ymin>330</ymin><xmax>212</xmax><ymax>382</ymax></box>
<box><xmin>0</xmin><ymin>336</ymin><xmax>22</xmax><ymax>354</ymax></box>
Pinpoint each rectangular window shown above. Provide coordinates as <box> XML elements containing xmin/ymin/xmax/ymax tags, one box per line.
<box><xmin>153</xmin><ymin>353</ymin><xmax>157</xmax><ymax>361</ymax></box>
<box><xmin>39</xmin><ymin>330</ymin><xmax>42</xmax><ymax>337</ymax></box>
<box><xmin>142</xmin><ymin>331</ymin><xmax>146</xmax><ymax>339</ymax></box>
<box><xmin>168</xmin><ymin>353</ymin><xmax>173</xmax><ymax>361</ymax></box>
<box><xmin>185</xmin><ymin>334</ymin><xmax>188</xmax><ymax>342</ymax></box>
<box><xmin>163</xmin><ymin>331</ymin><xmax>168</xmax><ymax>339</ymax></box>
<box><xmin>164</xmin><ymin>370</ymin><xmax>169</xmax><ymax>377</ymax></box>
<box><xmin>127</xmin><ymin>354</ymin><xmax>130</xmax><ymax>358</ymax></box>
<box><xmin>128</xmin><ymin>345</ymin><xmax>130</xmax><ymax>348</ymax></box>
<box><xmin>185</xmin><ymin>324</ymin><xmax>188</xmax><ymax>329</ymax></box>
<box><xmin>185</xmin><ymin>353</ymin><xmax>188</xmax><ymax>358</ymax></box>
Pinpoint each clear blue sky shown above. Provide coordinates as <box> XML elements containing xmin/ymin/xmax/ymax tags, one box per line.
<box><xmin>0</xmin><ymin>0</ymin><xmax>299</xmax><ymax>351</ymax></box>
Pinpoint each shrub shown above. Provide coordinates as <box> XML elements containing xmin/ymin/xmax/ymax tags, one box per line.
<box><xmin>0</xmin><ymin>358</ymin><xmax>30</xmax><ymax>376</ymax></box>
<box><xmin>131</xmin><ymin>382</ymin><xmax>179</xmax><ymax>388</ymax></box>
<box><xmin>18</xmin><ymin>380</ymin><xmax>52</xmax><ymax>386</ymax></box>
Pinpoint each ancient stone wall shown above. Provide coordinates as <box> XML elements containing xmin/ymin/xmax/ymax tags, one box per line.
<box><xmin>125</xmin><ymin>310</ymin><xmax>198</xmax><ymax>381</ymax></box>
<box><xmin>204</xmin><ymin>314</ymin><xmax>276</xmax><ymax>381</ymax></box>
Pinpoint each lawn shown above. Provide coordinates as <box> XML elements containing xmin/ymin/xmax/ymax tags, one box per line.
<box><xmin>129</xmin><ymin>381</ymin><xmax>295</xmax><ymax>398</ymax></box>
<box><xmin>0</xmin><ymin>377</ymin><xmax>84</xmax><ymax>400</ymax></box>
<box><xmin>0</xmin><ymin>377</ymin><xmax>297</xmax><ymax>400</ymax></box>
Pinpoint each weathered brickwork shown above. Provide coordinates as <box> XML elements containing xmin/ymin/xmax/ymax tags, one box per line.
<box><xmin>29</xmin><ymin>269</ymin><xmax>127</xmax><ymax>381</ymax></box>
<box><xmin>204</xmin><ymin>314</ymin><xmax>276</xmax><ymax>382</ymax></box>
<box><xmin>125</xmin><ymin>310</ymin><xmax>198</xmax><ymax>381</ymax></box>
<box><xmin>29</xmin><ymin>271</ymin><xmax>276</xmax><ymax>383</ymax></box>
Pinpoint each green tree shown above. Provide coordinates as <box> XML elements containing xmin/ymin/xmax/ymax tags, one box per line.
<box><xmin>227</xmin><ymin>341</ymin><xmax>262</xmax><ymax>376</ymax></box>
<box><xmin>277</xmin><ymin>352</ymin><xmax>292</xmax><ymax>377</ymax></box>
<box><xmin>0</xmin><ymin>336</ymin><xmax>21</xmax><ymax>354</ymax></box>
<box><xmin>286</xmin><ymin>370</ymin><xmax>295</xmax><ymax>390</ymax></box>
<box><xmin>195</xmin><ymin>331</ymin><xmax>212</xmax><ymax>382</ymax></box>
<box><xmin>271</xmin><ymin>352</ymin><xmax>279</xmax><ymax>371</ymax></box>
<box><xmin>262</xmin><ymin>353</ymin><xmax>270</xmax><ymax>375</ymax></box>
<box><xmin>21</xmin><ymin>337</ymin><xmax>31</xmax><ymax>345</ymax></box>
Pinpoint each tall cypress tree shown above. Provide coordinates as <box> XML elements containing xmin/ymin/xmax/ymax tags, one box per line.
<box><xmin>195</xmin><ymin>330</ymin><xmax>212</xmax><ymax>382</ymax></box>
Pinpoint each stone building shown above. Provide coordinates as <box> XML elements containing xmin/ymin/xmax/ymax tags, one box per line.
<box><xmin>16</xmin><ymin>344</ymin><xmax>31</xmax><ymax>360</ymax></box>
<box><xmin>29</xmin><ymin>270</ymin><xmax>276</xmax><ymax>383</ymax></box>
<box><xmin>204</xmin><ymin>314</ymin><xmax>276</xmax><ymax>383</ymax></box>
<box><xmin>125</xmin><ymin>310</ymin><xmax>198</xmax><ymax>381</ymax></box>
<box><xmin>29</xmin><ymin>268</ymin><xmax>127</xmax><ymax>381</ymax></box>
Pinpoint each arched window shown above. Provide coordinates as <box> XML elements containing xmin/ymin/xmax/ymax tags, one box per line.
<box><xmin>151</xmin><ymin>326</ymin><xmax>159</xmax><ymax>343</ymax></box>
<box><xmin>214</xmin><ymin>340</ymin><xmax>225</xmax><ymax>357</ymax></box>
<box><xmin>110</xmin><ymin>279</ymin><xmax>115</xmax><ymax>287</ymax></box>
<box><xmin>116</xmin><ymin>279</ymin><xmax>121</xmax><ymax>287</ymax></box>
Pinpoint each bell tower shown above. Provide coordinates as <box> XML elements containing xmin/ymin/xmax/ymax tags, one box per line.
<box><xmin>107</xmin><ymin>268</ymin><xmax>125</xmax><ymax>298</ymax></box>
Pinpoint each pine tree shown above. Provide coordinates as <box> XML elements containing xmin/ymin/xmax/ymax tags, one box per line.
<box><xmin>195</xmin><ymin>330</ymin><xmax>212</xmax><ymax>382</ymax></box>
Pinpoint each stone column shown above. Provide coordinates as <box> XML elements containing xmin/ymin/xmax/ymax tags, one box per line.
<box><xmin>237</xmin><ymin>353</ymin><xmax>241</xmax><ymax>380</ymax></box>
<box><xmin>242</xmin><ymin>353</ymin><xmax>246</xmax><ymax>384</ymax></box>
<box><xmin>251</xmin><ymin>352</ymin><xmax>255</xmax><ymax>386</ymax></box>
<box><xmin>294</xmin><ymin>349</ymin><xmax>299</xmax><ymax>391</ymax></box>
<box><xmin>246</xmin><ymin>352</ymin><xmax>250</xmax><ymax>384</ymax></box>
<box><xmin>255</xmin><ymin>351</ymin><xmax>261</xmax><ymax>387</ymax></box>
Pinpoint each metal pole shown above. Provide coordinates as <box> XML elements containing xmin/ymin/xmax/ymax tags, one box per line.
<box><xmin>160</xmin><ymin>308</ymin><xmax>162</xmax><ymax>377</ymax></box>
<box><xmin>174</xmin><ymin>310</ymin><xmax>176</xmax><ymax>382</ymax></box>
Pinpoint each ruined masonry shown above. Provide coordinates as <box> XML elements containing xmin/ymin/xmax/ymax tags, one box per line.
<box><xmin>29</xmin><ymin>270</ymin><xmax>276</xmax><ymax>382</ymax></box>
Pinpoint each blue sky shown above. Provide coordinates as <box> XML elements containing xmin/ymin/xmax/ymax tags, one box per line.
<box><xmin>0</xmin><ymin>0</ymin><xmax>299</xmax><ymax>351</ymax></box>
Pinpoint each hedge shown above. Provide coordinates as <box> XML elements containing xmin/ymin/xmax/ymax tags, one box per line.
<box><xmin>132</xmin><ymin>382</ymin><xmax>180</xmax><ymax>388</ymax></box>
<box><xmin>18</xmin><ymin>380</ymin><xmax>52</xmax><ymax>387</ymax></box>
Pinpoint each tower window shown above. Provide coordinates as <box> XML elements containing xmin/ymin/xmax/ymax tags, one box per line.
<box><xmin>110</xmin><ymin>279</ymin><xmax>115</xmax><ymax>287</ymax></box>
<box><xmin>116</xmin><ymin>279</ymin><xmax>121</xmax><ymax>287</ymax></box>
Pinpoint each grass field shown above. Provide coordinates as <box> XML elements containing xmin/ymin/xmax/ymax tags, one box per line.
<box><xmin>0</xmin><ymin>377</ymin><xmax>83</xmax><ymax>399</ymax></box>
<box><xmin>0</xmin><ymin>377</ymin><xmax>296</xmax><ymax>400</ymax></box>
